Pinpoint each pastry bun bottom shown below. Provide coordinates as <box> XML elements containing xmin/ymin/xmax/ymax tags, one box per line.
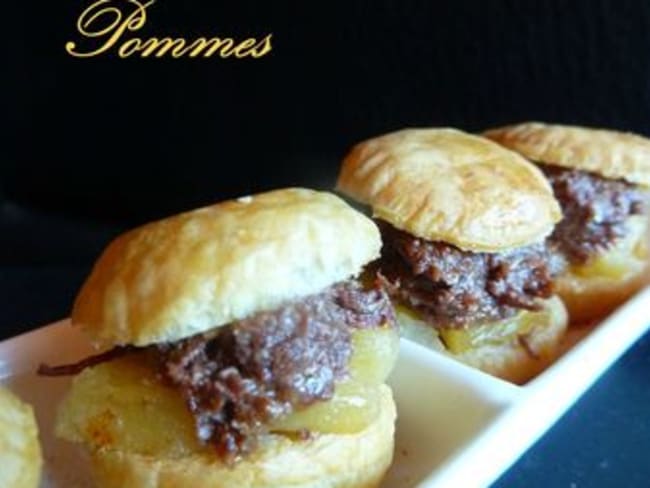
<box><xmin>555</xmin><ymin>268</ymin><xmax>649</xmax><ymax>324</ymax></box>
<box><xmin>556</xmin><ymin>215</ymin><xmax>650</xmax><ymax>323</ymax></box>
<box><xmin>397</xmin><ymin>296</ymin><xmax>568</xmax><ymax>384</ymax></box>
<box><xmin>0</xmin><ymin>387</ymin><xmax>42</xmax><ymax>488</ymax></box>
<box><xmin>87</xmin><ymin>384</ymin><xmax>396</xmax><ymax>488</ymax></box>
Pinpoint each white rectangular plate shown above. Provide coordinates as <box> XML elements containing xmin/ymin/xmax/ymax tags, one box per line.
<box><xmin>2</xmin><ymin>286</ymin><xmax>650</xmax><ymax>488</ymax></box>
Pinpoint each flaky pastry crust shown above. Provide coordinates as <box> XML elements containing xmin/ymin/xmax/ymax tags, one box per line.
<box><xmin>337</xmin><ymin>128</ymin><xmax>561</xmax><ymax>252</ymax></box>
<box><xmin>484</xmin><ymin>122</ymin><xmax>650</xmax><ymax>186</ymax></box>
<box><xmin>0</xmin><ymin>387</ymin><xmax>42</xmax><ymax>488</ymax></box>
<box><xmin>72</xmin><ymin>188</ymin><xmax>381</xmax><ymax>347</ymax></box>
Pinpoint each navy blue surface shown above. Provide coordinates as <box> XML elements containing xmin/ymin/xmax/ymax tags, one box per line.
<box><xmin>495</xmin><ymin>333</ymin><xmax>650</xmax><ymax>488</ymax></box>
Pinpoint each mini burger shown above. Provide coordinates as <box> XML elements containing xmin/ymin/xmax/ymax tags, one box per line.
<box><xmin>337</xmin><ymin>128</ymin><xmax>568</xmax><ymax>383</ymax></box>
<box><xmin>0</xmin><ymin>386</ymin><xmax>42</xmax><ymax>488</ymax></box>
<box><xmin>484</xmin><ymin>123</ymin><xmax>650</xmax><ymax>322</ymax></box>
<box><xmin>41</xmin><ymin>188</ymin><xmax>398</xmax><ymax>488</ymax></box>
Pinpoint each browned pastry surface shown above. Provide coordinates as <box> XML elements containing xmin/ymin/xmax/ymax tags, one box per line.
<box><xmin>337</xmin><ymin>128</ymin><xmax>561</xmax><ymax>252</ymax></box>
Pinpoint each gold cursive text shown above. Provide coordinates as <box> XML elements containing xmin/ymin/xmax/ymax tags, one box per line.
<box><xmin>66</xmin><ymin>0</ymin><xmax>273</xmax><ymax>59</ymax></box>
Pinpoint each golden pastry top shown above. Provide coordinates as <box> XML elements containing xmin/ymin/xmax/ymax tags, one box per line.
<box><xmin>484</xmin><ymin>122</ymin><xmax>650</xmax><ymax>186</ymax></box>
<box><xmin>337</xmin><ymin>128</ymin><xmax>561</xmax><ymax>252</ymax></box>
<box><xmin>72</xmin><ymin>188</ymin><xmax>381</xmax><ymax>347</ymax></box>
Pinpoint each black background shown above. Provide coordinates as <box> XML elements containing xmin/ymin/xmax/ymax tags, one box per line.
<box><xmin>3</xmin><ymin>1</ymin><xmax>650</xmax><ymax>487</ymax></box>
<box><xmin>7</xmin><ymin>0</ymin><xmax>650</xmax><ymax>225</ymax></box>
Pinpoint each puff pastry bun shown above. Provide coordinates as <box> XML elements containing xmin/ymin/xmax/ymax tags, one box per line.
<box><xmin>337</xmin><ymin>128</ymin><xmax>561</xmax><ymax>252</ymax></box>
<box><xmin>484</xmin><ymin>122</ymin><xmax>650</xmax><ymax>186</ymax></box>
<box><xmin>0</xmin><ymin>386</ymin><xmax>42</xmax><ymax>488</ymax></box>
<box><xmin>485</xmin><ymin>122</ymin><xmax>650</xmax><ymax>322</ymax></box>
<box><xmin>72</xmin><ymin>188</ymin><xmax>381</xmax><ymax>347</ymax></box>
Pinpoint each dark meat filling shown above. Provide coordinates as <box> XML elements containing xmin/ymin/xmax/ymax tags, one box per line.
<box><xmin>377</xmin><ymin>221</ymin><xmax>561</xmax><ymax>328</ymax></box>
<box><xmin>157</xmin><ymin>280</ymin><xmax>394</xmax><ymax>461</ymax></box>
<box><xmin>539</xmin><ymin>163</ymin><xmax>648</xmax><ymax>264</ymax></box>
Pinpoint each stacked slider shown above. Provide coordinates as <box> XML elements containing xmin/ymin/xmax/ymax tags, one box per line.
<box><xmin>338</xmin><ymin>128</ymin><xmax>568</xmax><ymax>383</ymax></box>
<box><xmin>47</xmin><ymin>188</ymin><xmax>399</xmax><ymax>488</ymax></box>
<box><xmin>485</xmin><ymin>122</ymin><xmax>650</xmax><ymax>322</ymax></box>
